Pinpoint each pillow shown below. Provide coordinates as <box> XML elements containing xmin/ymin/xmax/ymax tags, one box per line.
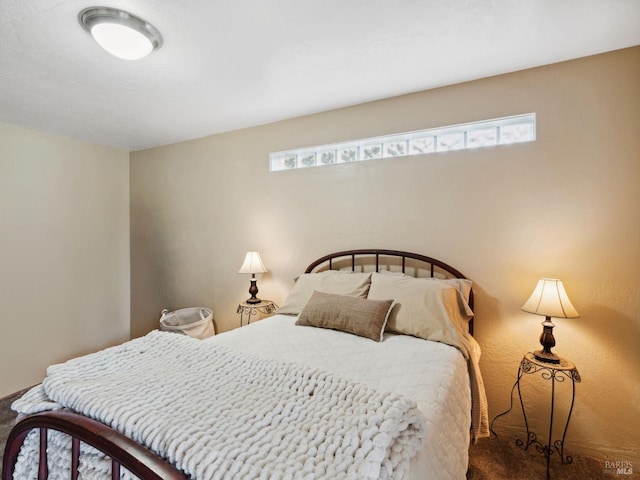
<box><xmin>378</xmin><ymin>269</ymin><xmax>474</xmax><ymax>316</ymax></box>
<box><xmin>296</xmin><ymin>291</ymin><xmax>394</xmax><ymax>341</ymax></box>
<box><xmin>367</xmin><ymin>272</ymin><xmax>473</xmax><ymax>349</ymax></box>
<box><xmin>276</xmin><ymin>271</ymin><xmax>372</xmax><ymax>315</ymax></box>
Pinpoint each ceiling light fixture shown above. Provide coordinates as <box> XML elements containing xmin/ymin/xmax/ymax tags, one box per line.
<box><xmin>78</xmin><ymin>7</ymin><xmax>163</xmax><ymax>60</ymax></box>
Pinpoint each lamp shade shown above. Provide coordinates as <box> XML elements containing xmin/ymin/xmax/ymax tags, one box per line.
<box><xmin>521</xmin><ymin>278</ymin><xmax>579</xmax><ymax>319</ymax></box>
<box><xmin>238</xmin><ymin>251</ymin><xmax>268</xmax><ymax>274</ymax></box>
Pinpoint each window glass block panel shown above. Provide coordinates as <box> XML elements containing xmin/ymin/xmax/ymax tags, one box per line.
<box><xmin>269</xmin><ymin>114</ymin><xmax>535</xmax><ymax>171</ymax></box>
<box><xmin>360</xmin><ymin>142</ymin><xmax>382</xmax><ymax>161</ymax></box>
<box><xmin>283</xmin><ymin>154</ymin><xmax>298</xmax><ymax>169</ymax></box>
<box><xmin>467</xmin><ymin>127</ymin><xmax>498</xmax><ymax>148</ymax></box>
<box><xmin>500</xmin><ymin>123</ymin><xmax>534</xmax><ymax>144</ymax></box>
<box><xmin>269</xmin><ymin>154</ymin><xmax>281</xmax><ymax>171</ymax></box>
<box><xmin>340</xmin><ymin>146</ymin><xmax>358</xmax><ymax>163</ymax></box>
<box><xmin>270</xmin><ymin>152</ymin><xmax>297</xmax><ymax>170</ymax></box>
<box><xmin>409</xmin><ymin>136</ymin><xmax>435</xmax><ymax>154</ymax></box>
<box><xmin>436</xmin><ymin>132</ymin><xmax>465</xmax><ymax>151</ymax></box>
<box><xmin>318</xmin><ymin>148</ymin><xmax>337</xmax><ymax>165</ymax></box>
<box><xmin>384</xmin><ymin>139</ymin><xmax>408</xmax><ymax>157</ymax></box>
<box><xmin>300</xmin><ymin>152</ymin><xmax>316</xmax><ymax>167</ymax></box>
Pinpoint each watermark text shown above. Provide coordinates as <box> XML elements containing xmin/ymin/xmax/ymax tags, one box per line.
<box><xmin>604</xmin><ymin>460</ymin><xmax>633</xmax><ymax>475</ymax></box>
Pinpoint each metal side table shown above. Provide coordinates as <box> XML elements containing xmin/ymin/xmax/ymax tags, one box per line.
<box><xmin>490</xmin><ymin>352</ymin><xmax>581</xmax><ymax>480</ymax></box>
<box><xmin>237</xmin><ymin>300</ymin><xmax>278</xmax><ymax>326</ymax></box>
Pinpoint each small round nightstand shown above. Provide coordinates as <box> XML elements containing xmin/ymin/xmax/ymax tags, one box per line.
<box><xmin>236</xmin><ymin>300</ymin><xmax>278</xmax><ymax>326</ymax></box>
<box><xmin>490</xmin><ymin>352</ymin><xmax>581</xmax><ymax>480</ymax></box>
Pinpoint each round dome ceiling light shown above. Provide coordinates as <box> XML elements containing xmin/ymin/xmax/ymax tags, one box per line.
<box><xmin>78</xmin><ymin>7</ymin><xmax>163</xmax><ymax>60</ymax></box>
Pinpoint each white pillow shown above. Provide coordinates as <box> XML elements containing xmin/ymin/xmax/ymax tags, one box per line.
<box><xmin>367</xmin><ymin>272</ymin><xmax>473</xmax><ymax>349</ymax></box>
<box><xmin>276</xmin><ymin>271</ymin><xmax>372</xmax><ymax>315</ymax></box>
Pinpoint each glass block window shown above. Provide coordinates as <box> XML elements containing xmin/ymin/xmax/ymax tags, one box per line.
<box><xmin>270</xmin><ymin>113</ymin><xmax>536</xmax><ymax>172</ymax></box>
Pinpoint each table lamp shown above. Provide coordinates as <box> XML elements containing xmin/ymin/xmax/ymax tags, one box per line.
<box><xmin>521</xmin><ymin>278</ymin><xmax>579</xmax><ymax>364</ymax></box>
<box><xmin>238</xmin><ymin>251</ymin><xmax>268</xmax><ymax>304</ymax></box>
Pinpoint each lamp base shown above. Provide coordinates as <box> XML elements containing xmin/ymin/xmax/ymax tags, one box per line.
<box><xmin>534</xmin><ymin>349</ymin><xmax>560</xmax><ymax>364</ymax></box>
<box><xmin>246</xmin><ymin>277</ymin><xmax>261</xmax><ymax>304</ymax></box>
<box><xmin>534</xmin><ymin>316</ymin><xmax>560</xmax><ymax>364</ymax></box>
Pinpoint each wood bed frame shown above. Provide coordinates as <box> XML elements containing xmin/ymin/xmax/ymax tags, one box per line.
<box><xmin>2</xmin><ymin>249</ymin><xmax>472</xmax><ymax>480</ymax></box>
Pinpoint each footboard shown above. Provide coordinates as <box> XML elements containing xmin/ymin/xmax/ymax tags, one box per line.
<box><xmin>2</xmin><ymin>410</ymin><xmax>187</xmax><ymax>480</ymax></box>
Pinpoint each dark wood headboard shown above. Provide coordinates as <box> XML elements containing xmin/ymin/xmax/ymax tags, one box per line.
<box><xmin>305</xmin><ymin>249</ymin><xmax>474</xmax><ymax>334</ymax></box>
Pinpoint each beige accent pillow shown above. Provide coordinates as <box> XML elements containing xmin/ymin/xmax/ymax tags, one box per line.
<box><xmin>378</xmin><ymin>270</ymin><xmax>474</xmax><ymax>316</ymax></box>
<box><xmin>276</xmin><ymin>271</ymin><xmax>372</xmax><ymax>315</ymax></box>
<box><xmin>367</xmin><ymin>272</ymin><xmax>473</xmax><ymax>349</ymax></box>
<box><xmin>296</xmin><ymin>291</ymin><xmax>394</xmax><ymax>341</ymax></box>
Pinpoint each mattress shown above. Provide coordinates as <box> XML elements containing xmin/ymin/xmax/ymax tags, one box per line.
<box><xmin>207</xmin><ymin>315</ymin><xmax>471</xmax><ymax>480</ymax></box>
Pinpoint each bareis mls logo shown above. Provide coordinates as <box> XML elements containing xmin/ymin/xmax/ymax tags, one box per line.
<box><xmin>604</xmin><ymin>460</ymin><xmax>633</xmax><ymax>475</ymax></box>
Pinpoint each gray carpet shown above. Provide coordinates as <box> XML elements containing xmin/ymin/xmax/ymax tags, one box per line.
<box><xmin>1</xmin><ymin>388</ymin><xmax>29</xmax><ymax>478</ymax></box>
<box><xmin>0</xmin><ymin>389</ymin><xmax>26</xmax><ymax>443</ymax></box>
<box><xmin>1</xmin><ymin>389</ymin><xmax>611</xmax><ymax>479</ymax></box>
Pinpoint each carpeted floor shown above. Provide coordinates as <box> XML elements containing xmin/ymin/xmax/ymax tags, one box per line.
<box><xmin>1</xmin><ymin>388</ymin><xmax>30</xmax><ymax>478</ymax></box>
<box><xmin>467</xmin><ymin>435</ymin><xmax>611</xmax><ymax>479</ymax></box>
<box><xmin>0</xmin><ymin>389</ymin><xmax>615</xmax><ymax>479</ymax></box>
<box><xmin>0</xmin><ymin>389</ymin><xmax>27</xmax><ymax>443</ymax></box>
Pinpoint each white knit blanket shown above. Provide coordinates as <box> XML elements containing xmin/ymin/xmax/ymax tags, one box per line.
<box><xmin>12</xmin><ymin>331</ymin><xmax>426</xmax><ymax>479</ymax></box>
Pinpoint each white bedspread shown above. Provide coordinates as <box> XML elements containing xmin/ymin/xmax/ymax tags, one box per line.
<box><xmin>13</xmin><ymin>328</ymin><xmax>427</xmax><ymax>480</ymax></box>
<box><xmin>208</xmin><ymin>315</ymin><xmax>474</xmax><ymax>480</ymax></box>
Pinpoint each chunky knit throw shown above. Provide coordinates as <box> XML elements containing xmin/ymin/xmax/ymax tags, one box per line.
<box><xmin>13</xmin><ymin>331</ymin><xmax>426</xmax><ymax>479</ymax></box>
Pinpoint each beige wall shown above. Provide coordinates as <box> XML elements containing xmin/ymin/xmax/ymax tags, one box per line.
<box><xmin>130</xmin><ymin>47</ymin><xmax>640</xmax><ymax>462</ymax></box>
<box><xmin>0</xmin><ymin>124</ymin><xmax>130</xmax><ymax>398</ymax></box>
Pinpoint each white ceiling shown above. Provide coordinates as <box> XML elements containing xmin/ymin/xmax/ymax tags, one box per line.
<box><xmin>1</xmin><ymin>1</ymin><xmax>639</xmax><ymax>152</ymax></box>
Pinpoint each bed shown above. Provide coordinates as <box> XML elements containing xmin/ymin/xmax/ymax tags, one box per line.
<box><xmin>2</xmin><ymin>249</ymin><xmax>488</xmax><ymax>480</ymax></box>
